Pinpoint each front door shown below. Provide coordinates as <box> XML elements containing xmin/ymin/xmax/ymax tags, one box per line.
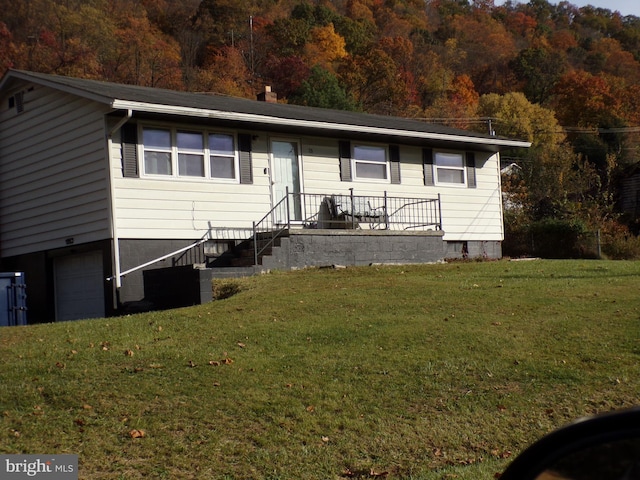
<box><xmin>271</xmin><ymin>139</ymin><xmax>302</xmax><ymax>222</ymax></box>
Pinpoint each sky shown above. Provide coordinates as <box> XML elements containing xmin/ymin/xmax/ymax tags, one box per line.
<box><xmin>496</xmin><ymin>0</ymin><xmax>640</xmax><ymax>17</ymax></box>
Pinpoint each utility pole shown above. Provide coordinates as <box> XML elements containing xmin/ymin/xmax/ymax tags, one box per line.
<box><xmin>249</xmin><ymin>16</ymin><xmax>254</xmax><ymax>77</ymax></box>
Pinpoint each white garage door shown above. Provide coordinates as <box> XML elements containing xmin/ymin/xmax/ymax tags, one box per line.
<box><xmin>54</xmin><ymin>251</ymin><xmax>105</xmax><ymax>321</ymax></box>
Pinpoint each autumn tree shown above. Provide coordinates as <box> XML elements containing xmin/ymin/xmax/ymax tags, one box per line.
<box><xmin>193</xmin><ymin>46</ymin><xmax>253</xmax><ymax>97</ymax></box>
<box><xmin>339</xmin><ymin>38</ymin><xmax>418</xmax><ymax>115</ymax></box>
<box><xmin>262</xmin><ymin>55</ymin><xmax>311</xmax><ymax>99</ymax></box>
<box><xmin>423</xmin><ymin>74</ymin><xmax>479</xmax><ymax>129</ymax></box>
<box><xmin>0</xmin><ymin>23</ymin><xmax>16</xmax><ymax>72</ymax></box>
<box><xmin>265</xmin><ymin>17</ymin><xmax>311</xmax><ymax>57</ymax></box>
<box><xmin>479</xmin><ymin>92</ymin><xmax>573</xmax><ymax>214</ymax></box>
<box><xmin>107</xmin><ymin>11</ymin><xmax>183</xmax><ymax>88</ymax></box>
<box><xmin>193</xmin><ymin>0</ymin><xmax>252</xmax><ymax>47</ymax></box>
<box><xmin>303</xmin><ymin>24</ymin><xmax>348</xmax><ymax>71</ymax></box>
<box><xmin>442</xmin><ymin>12</ymin><xmax>518</xmax><ymax>93</ymax></box>
<box><xmin>553</xmin><ymin>70</ymin><xmax>621</xmax><ymax>128</ymax></box>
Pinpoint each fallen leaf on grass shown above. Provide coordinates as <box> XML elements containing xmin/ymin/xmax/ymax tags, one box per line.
<box><xmin>306</xmin><ymin>405</ymin><xmax>315</xmax><ymax>412</ymax></box>
<box><xmin>321</xmin><ymin>436</ymin><xmax>329</xmax><ymax>443</ymax></box>
<box><xmin>209</xmin><ymin>360</ymin><xmax>221</xmax><ymax>366</ymax></box>
<box><xmin>188</xmin><ymin>360</ymin><xmax>197</xmax><ymax>368</ymax></box>
<box><xmin>237</xmin><ymin>342</ymin><xmax>246</xmax><ymax>348</ymax></box>
<box><xmin>124</xmin><ymin>349</ymin><xmax>134</xmax><ymax>357</ymax></box>
<box><xmin>369</xmin><ymin>468</ymin><xmax>389</xmax><ymax>477</ymax></box>
<box><xmin>491</xmin><ymin>449</ymin><xmax>509</xmax><ymax>458</ymax></box>
<box><xmin>342</xmin><ymin>468</ymin><xmax>389</xmax><ymax>478</ymax></box>
<box><xmin>129</xmin><ymin>429</ymin><xmax>145</xmax><ymax>438</ymax></box>
<box><xmin>55</xmin><ymin>362</ymin><xmax>65</xmax><ymax>369</ymax></box>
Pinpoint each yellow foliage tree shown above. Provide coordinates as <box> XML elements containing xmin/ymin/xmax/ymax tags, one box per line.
<box><xmin>303</xmin><ymin>24</ymin><xmax>347</xmax><ymax>71</ymax></box>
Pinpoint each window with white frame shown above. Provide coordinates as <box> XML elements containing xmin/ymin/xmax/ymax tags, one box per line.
<box><xmin>177</xmin><ymin>131</ymin><xmax>205</xmax><ymax>177</ymax></box>
<box><xmin>434</xmin><ymin>151</ymin><xmax>466</xmax><ymax>185</ymax></box>
<box><xmin>353</xmin><ymin>144</ymin><xmax>388</xmax><ymax>181</ymax></box>
<box><xmin>141</xmin><ymin>126</ymin><xmax>238</xmax><ymax>181</ymax></box>
<box><xmin>143</xmin><ymin>128</ymin><xmax>172</xmax><ymax>175</ymax></box>
<box><xmin>209</xmin><ymin>133</ymin><xmax>236</xmax><ymax>179</ymax></box>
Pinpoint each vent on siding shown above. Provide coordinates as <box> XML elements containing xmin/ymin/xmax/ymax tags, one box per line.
<box><xmin>422</xmin><ymin>149</ymin><xmax>434</xmax><ymax>186</ymax></box>
<box><xmin>339</xmin><ymin>140</ymin><xmax>352</xmax><ymax>182</ymax></box>
<box><xmin>465</xmin><ymin>152</ymin><xmax>477</xmax><ymax>188</ymax></box>
<box><xmin>121</xmin><ymin>124</ymin><xmax>139</xmax><ymax>178</ymax></box>
<box><xmin>389</xmin><ymin>145</ymin><xmax>401</xmax><ymax>184</ymax></box>
<box><xmin>238</xmin><ymin>134</ymin><xmax>253</xmax><ymax>184</ymax></box>
<box><xmin>9</xmin><ymin>91</ymin><xmax>24</xmax><ymax>114</ymax></box>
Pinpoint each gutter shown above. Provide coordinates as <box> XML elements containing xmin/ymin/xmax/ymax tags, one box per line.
<box><xmin>111</xmin><ymin>100</ymin><xmax>532</xmax><ymax>149</ymax></box>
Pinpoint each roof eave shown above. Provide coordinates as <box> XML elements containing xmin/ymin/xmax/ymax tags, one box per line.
<box><xmin>1</xmin><ymin>70</ymin><xmax>115</xmax><ymax>105</ymax></box>
<box><xmin>112</xmin><ymin>100</ymin><xmax>531</xmax><ymax>149</ymax></box>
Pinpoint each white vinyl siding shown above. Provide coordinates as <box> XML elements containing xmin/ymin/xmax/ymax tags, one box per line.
<box><xmin>299</xmin><ymin>141</ymin><xmax>503</xmax><ymax>242</ymax></box>
<box><xmin>112</xmin><ymin>133</ymin><xmax>271</xmax><ymax>239</ymax></box>
<box><xmin>0</xmin><ymin>85</ymin><xmax>111</xmax><ymax>257</ymax></box>
<box><xmin>112</xmin><ymin>126</ymin><xmax>502</xmax><ymax>243</ymax></box>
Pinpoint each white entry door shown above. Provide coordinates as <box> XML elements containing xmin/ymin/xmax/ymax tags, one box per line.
<box><xmin>271</xmin><ymin>139</ymin><xmax>302</xmax><ymax>222</ymax></box>
<box><xmin>54</xmin><ymin>251</ymin><xmax>105</xmax><ymax>321</ymax></box>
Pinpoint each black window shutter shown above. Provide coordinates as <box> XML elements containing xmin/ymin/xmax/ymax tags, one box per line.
<box><xmin>121</xmin><ymin>123</ymin><xmax>139</xmax><ymax>178</ymax></box>
<box><xmin>466</xmin><ymin>152</ymin><xmax>476</xmax><ymax>188</ymax></box>
<box><xmin>389</xmin><ymin>145</ymin><xmax>401</xmax><ymax>184</ymax></box>
<box><xmin>423</xmin><ymin>148</ymin><xmax>434</xmax><ymax>186</ymax></box>
<box><xmin>339</xmin><ymin>140</ymin><xmax>352</xmax><ymax>182</ymax></box>
<box><xmin>238</xmin><ymin>134</ymin><xmax>253</xmax><ymax>184</ymax></box>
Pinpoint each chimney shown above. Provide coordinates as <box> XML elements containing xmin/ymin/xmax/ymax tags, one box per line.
<box><xmin>257</xmin><ymin>85</ymin><xmax>277</xmax><ymax>103</ymax></box>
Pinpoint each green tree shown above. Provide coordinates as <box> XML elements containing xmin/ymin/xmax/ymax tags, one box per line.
<box><xmin>289</xmin><ymin>65</ymin><xmax>358</xmax><ymax>111</ymax></box>
<box><xmin>511</xmin><ymin>46</ymin><xmax>567</xmax><ymax>104</ymax></box>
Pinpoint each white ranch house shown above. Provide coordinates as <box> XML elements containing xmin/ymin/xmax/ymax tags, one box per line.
<box><xmin>0</xmin><ymin>70</ymin><xmax>529</xmax><ymax>323</ymax></box>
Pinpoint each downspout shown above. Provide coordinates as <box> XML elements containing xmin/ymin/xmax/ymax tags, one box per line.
<box><xmin>107</xmin><ymin>109</ymin><xmax>133</xmax><ymax>298</ymax></box>
<box><xmin>496</xmin><ymin>150</ymin><xmax>505</xmax><ymax>246</ymax></box>
<box><xmin>109</xmin><ymin>109</ymin><xmax>133</xmax><ymax>137</ymax></box>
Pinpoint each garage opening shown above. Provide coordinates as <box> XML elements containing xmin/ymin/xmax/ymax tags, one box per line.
<box><xmin>54</xmin><ymin>251</ymin><xmax>105</xmax><ymax>321</ymax></box>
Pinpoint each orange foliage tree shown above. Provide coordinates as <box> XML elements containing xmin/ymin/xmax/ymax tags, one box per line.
<box><xmin>303</xmin><ymin>24</ymin><xmax>348</xmax><ymax>71</ymax></box>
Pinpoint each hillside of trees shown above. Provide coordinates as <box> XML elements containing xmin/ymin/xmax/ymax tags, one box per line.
<box><xmin>2</xmin><ymin>0</ymin><xmax>640</xmax><ymax>257</ymax></box>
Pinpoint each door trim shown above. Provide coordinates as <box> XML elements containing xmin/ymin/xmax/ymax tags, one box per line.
<box><xmin>269</xmin><ymin>137</ymin><xmax>304</xmax><ymax>222</ymax></box>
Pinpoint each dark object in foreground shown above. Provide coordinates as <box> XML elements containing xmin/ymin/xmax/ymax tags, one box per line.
<box><xmin>501</xmin><ymin>407</ymin><xmax>640</xmax><ymax>480</ymax></box>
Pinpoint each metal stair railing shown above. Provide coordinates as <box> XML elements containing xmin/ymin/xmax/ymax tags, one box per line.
<box><xmin>251</xmin><ymin>189</ymin><xmax>442</xmax><ymax>266</ymax></box>
<box><xmin>252</xmin><ymin>189</ymin><xmax>291</xmax><ymax>266</ymax></box>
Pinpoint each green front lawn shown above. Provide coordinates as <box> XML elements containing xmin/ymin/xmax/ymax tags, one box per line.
<box><xmin>1</xmin><ymin>260</ymin><xmax>638</xmax><ymax>479</ymax></box>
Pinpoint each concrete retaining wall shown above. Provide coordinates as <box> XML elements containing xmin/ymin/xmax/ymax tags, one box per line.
<box><xmin>261</xmin><ymin>230</ymin><xmax>446</xmax><ymax>270</ymax></box>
